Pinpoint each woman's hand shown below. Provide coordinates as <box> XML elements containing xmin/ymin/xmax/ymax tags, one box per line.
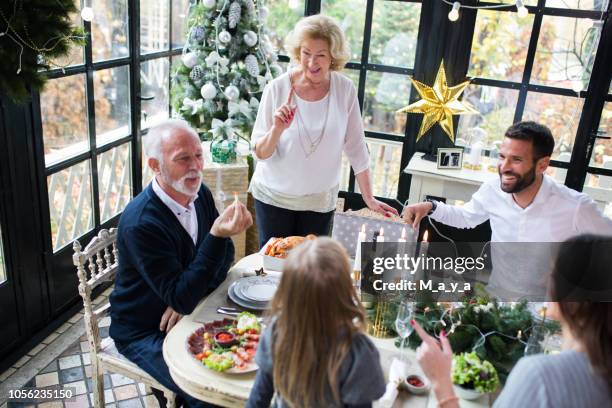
<box><xmin>364</xmin><ymin>196</ymin><xmax>399</xmax><ymax>218</ymax></box>
<box><xmin>412</xmin><ymin>320</ymin><xmax>458</xmax><ymax>407</ymax></box>
<box><xmin>272</xmin><ymin>88</ymin><xmax>296</xmax><ymax>133</ymax></box>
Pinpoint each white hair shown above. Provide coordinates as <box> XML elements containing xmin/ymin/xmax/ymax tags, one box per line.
<box><xmin>144</xmin><ymin>119</ymin><xmax>200</xmax><ymax>164</ymax></box>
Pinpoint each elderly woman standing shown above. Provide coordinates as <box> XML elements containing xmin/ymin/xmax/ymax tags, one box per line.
<box><xmin>250</xmin><ymin>14</ymin><xmax>397</xmax><ymax>247</ymax></box>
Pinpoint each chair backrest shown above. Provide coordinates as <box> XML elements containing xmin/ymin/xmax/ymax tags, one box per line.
<box><xmin>73</xmin><ymin>228</ymin><xmax>118</xmax><ymax>353</ymax></box>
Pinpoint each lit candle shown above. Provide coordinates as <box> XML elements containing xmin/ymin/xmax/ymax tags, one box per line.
<box><xmin>353</xmin><ymin>224</ymin><xmax>366</xmax><ymax>272</ymax></box>
<box><xmin>377</xmin><ymin>227</ymin><xmax>385</xmax><ymax>243</ymax></box>
<box><xmin>419</xmin><ymin>230</ymin><xmax>429</xmax><ymax>258</ymax></box>
<box><xmin>517</xmin><ymin>330</ymin><xmax>522</xmax><ymax>340</ymax></box>
<box><xmin>399</xmin><ymin>227</ymin><xmax>407</xmax><ymax>243</ymax></box>
<box><xmin>233</xmin><ymin>191</ymin><xmax>239</xmax><ymax>203</ymax></box>
<box><xmin>353</xmin><ymin>224</ymin><xmax>367</xmax><ymax>288</ymax></box>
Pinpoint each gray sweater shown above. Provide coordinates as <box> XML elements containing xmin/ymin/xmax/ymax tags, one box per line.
<box><xmin>246</xmin><ymin>324</ymin><xmax>386</xmax><ymax>408</ymax></box>
<box><xmin>494</xmin><ymin>350</ymin><xmax>611</xmax><ymax>408</ymax></box>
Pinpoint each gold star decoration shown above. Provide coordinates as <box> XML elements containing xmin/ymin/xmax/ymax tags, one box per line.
<box><xmin>397</xmin><ymin>60</ymin><xmax>478</xmax><ymax>143</ymax></box>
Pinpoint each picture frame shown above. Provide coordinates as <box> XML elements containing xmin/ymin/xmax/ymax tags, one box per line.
<box><xmin>437</xmin><ymin>148</ymin><xmax>464</xmax><ymax>169</ymax></box>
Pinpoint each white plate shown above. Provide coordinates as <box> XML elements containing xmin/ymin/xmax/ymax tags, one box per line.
<box><xmin>228</xmin><ymin>282</ymin><xmax>268</xmax><ymax>311</ymax></box>
<box><xmin>235</xmin><ymin>276</ymin><xmax>279</xmax><ymax>303</ymax></box>
<box><xmin>243</xmin><ymin>283</ymin><xmax>277</xmax><ymax>302</ymax></box>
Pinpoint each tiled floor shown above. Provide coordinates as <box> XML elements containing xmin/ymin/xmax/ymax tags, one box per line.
<box><xmin>0</xmin><ymin>288</ymin><xmax>160</xmax><ymax>408</ymax></box>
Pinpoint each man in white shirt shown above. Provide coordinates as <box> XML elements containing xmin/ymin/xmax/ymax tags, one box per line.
<box><xmin>402</xmin><ymin>121</ymin><xmax>612</xmax><ymax>298</ymax></box>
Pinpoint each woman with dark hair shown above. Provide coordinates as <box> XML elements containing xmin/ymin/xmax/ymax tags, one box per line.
<box><xmin>411</xmin><ymin>234</ymin><xmax>612</xmax><ymax>408</ymax></box>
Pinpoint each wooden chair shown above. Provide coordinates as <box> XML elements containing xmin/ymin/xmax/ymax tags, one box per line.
<box><xmin>73</xmin><ymin>228</ymin><xmax>176</xmax><ymax>408</ymax></box>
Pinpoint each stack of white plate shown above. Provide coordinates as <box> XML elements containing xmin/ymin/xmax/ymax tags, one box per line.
<box><xmin>228</xmin><ymin>276</ymin><xmax>280</xmax><ymax>311</ymax></box>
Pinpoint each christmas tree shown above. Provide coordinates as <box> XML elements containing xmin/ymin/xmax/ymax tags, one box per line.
<box><xmin>0</xmin><ymin>0</ymin><xmax>85</xmax><ymax>103</ymax></box>
<box><xmin>171</xmin><ymin>0</ymin><xmax>283</xmax><ymax>142</ymax></box>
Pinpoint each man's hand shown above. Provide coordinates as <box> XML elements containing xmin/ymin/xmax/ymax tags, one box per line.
<box><xmin>401</xmin><ymin>202</ymin><xmax>433</xmax><ymax>229</ymax></box>
<box><xmin>160</xmin><ymin>306</ymin><xmax>183</xmax><ymax>333</ymax></box>
<box><xmin>210</xmin><ymin>201</ymin><xmax>253</xmax><ymax>238</ymax></box>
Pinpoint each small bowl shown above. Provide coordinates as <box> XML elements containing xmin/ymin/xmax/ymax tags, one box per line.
<box><xmin>214</xmin><ymin>331</ymin><xmax>238</xmax><ymax>348</ymax></box>
<box><xmin>404</xmin><ymin>374</ymin><xmax>431</xmax><ymax>395</ymax></box>
<box><xmin>453</xmin><ymin>385</ymin><xmax>486</xmax><ymax>400</ymax></box>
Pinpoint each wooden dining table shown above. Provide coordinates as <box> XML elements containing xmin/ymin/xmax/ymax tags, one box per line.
<box><xmin>162</xmin><ymin>253</ymin><xmax>492</xmax><ymax>408</ymax></box>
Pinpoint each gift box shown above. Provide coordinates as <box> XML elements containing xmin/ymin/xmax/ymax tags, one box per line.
<box><xmin>331</xmin><ymin>208</ymin><xmax>418</xmax><ymax>258</ymax></box>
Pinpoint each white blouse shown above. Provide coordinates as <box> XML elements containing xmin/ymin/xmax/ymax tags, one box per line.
<box><xmin>249</xmin><ymin>71</ymin><xmax>369</xmax><ymax>212</ymax></box>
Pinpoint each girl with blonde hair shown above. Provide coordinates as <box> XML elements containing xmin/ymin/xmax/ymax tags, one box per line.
<box><xmin>247</xmin><ymin>237</ymin><xmax>386</xmax><ymax>407</ymax></box>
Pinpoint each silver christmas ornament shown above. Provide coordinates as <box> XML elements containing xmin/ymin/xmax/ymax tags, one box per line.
<box><xmin>243</xmin><ymin>31</ymin><xmax>258</xmax><ymax>47</ymax></box>
<box><xmin>201</xmin><ymin>82</ymin><xmax>217</xmax><ymax>99</ymax></box>
<box><xmin>182</xmin><ymin>52</ymin><xmax>198</xmax><ymax>68</ymax></box>
<box><xmin>190</xmin><ymin>26</ymin><xmax>205</xmax><ymax>42</ymax></box>
<box><xmin>228</xmin><ymin>2</ymin><xmax>241</xmax><ymax>29</ymax></box>
<box><xmin>224</xmin><ymin>85</ymin><xmax>240</xmax><ymax>101</ymax></box>
<box><xmin>218</xmin><ymin>30</ymin><xmax>232</xmax><ymax>44</ymax></box>
<box><xmin>259</xmin><ymin>6</ymin><xmax>269</xmax><ymax>20</ymax></box>
<box><xmin>202</xmin><ymin>0</ymin><xmax>216</xmax><ymax>8</ymax></box>
<box><xmin>189</xmin><ymin>66</ymin><xmax>204</xmax><ymax>82</ymax></box>
<box><xmin>244</xmin><ymin>54</ymin><xmax>260</xmax><ymax>77</ymax></box>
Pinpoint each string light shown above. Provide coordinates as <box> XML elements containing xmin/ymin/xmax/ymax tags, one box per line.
<box><xmin>448</xmin><ymin>2</ymin><xmax>460</xmax><ymax>22</ymax></box>
<box><xmin>515</xmin><ymin>0</ymin><xmax>529</xmax><ymax>18</ymax></box>
<box><xmin>81</xmin><ymin>6</ymin><xmax>94</xmax><ymax>22</ymax></box>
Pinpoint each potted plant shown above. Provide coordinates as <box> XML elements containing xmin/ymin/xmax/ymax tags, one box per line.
<box><xmin>452</xmin><ymin>352</ymin><xmax>500</xmax><ymax>400</ymax></box>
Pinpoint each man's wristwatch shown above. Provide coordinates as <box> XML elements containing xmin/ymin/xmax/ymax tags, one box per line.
<box><xmin>425</xmin><ymin>199</ymin><xmax>437</xmax><ymax>215</ymax></box>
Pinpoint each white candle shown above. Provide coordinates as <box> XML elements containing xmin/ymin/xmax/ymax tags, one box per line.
<box><xmin>398</xmin><ymin>227</ymin><xmax>408</xmax><ymax>280</ymax></box>
<box><xmin>377</xmin><ymin>227</ymin><xmax>385</xmax><ymax>243</ymax></box>
<box><xmin>233</xmin><ymin>191</ymin><xmax>239</xmax><ymax>204</ymax></box>
<box><xmin>353</xmin><ymin>224</ymin><xmax>366</xmax><ymax>272</ymax></box>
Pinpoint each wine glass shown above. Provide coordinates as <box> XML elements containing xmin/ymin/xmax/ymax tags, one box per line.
<box><xmin>395</xmin><ymin>300</ymin><xmax>415</xmax><ymax>363</ymax></box>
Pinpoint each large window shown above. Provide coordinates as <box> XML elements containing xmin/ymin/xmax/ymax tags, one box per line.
<box><xmin>41</xmin><ymin>0</ymin><xmax>189</xmax><ymax>252</ymax></box>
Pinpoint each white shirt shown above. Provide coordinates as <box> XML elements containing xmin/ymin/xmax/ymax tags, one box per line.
<box><xmin>249</xmin><ymin>71</ymin><xmax>369</xmax><ymax>211</ymax></box>
<box><xmin>431</xmin><ymin>174</ymin><xmax>612</xmax><ymax>298</ymax></box>
<box><xmin>152</xmin><ymin>177</ymin><xmax>199</xmax><ymax>244</ymax></box>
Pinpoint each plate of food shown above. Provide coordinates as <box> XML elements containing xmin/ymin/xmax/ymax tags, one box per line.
<box><xmin>186</xmin><ymin>312</ymin><xmax>262</xmax><ymax>374</ymax></box>
<box><xmin>261</xmin><ymin>235</ymin><xmax>316</xmax><ymax>271</ymax></box>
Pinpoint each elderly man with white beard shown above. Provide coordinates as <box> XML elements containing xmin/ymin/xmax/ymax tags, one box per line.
<box><xmin>109</xmin><ymin>119</ymin><xmax>252</xmax><ymax>408</ymax></box>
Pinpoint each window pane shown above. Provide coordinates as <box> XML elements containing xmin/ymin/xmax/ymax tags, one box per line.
<box><xmin>322</xmin><ymin>0</ymin><xmax>366</xmax><ymax>62</ymax></box>
<box><xmin>98</xmin><ymin>143</ymin><xmax>132</xmax><ymax>222</ymax></box>
<box><xmin>141</xmin><ymin>58</ymin><xmax>170</xmax><ymax>129</ymax></box>
<box><xmin>583</xmin><ymin>173</ymin><xmax>612</xmax><ymax>220</ymax></box>
<box><xmin>340</xmin><ymin>154</ymin><xmax>350</xmax><ymax>191</ymax></box>
<box><xmin>343</xmin><ymin>68</ymin><xmax>360</xmax><ymax>90</ymax></box>
<box><xmin>363</xmin><ymin>71</ymin><xmax>412</xmax><ymax>135</ymax></box>
<box><xmin>0</xmin><ymin>226</ymin><xmax>6</xmax><ymax>284</ymax></box>
<box><xmin>522</xmin><ymin>92</ymin><xmax>584</xmax><ymax>161</ymax></box>
<box><xmin>370</xmin><ymin>1</ymin><xmax>420</xmax><ymax>68</ymax></box>
<box><xmin>47</xmin><ymin>161</ymin><xmax>93</xmax><ymax>251</ymax></box>
<box><xmin>140</xmin><ymin>0</ymin><xmax>169</xmax><ymax>53</ymax></box>
<box><xmin>141</xmin><ymin>142</ymin><xmax>155</xmax><ymax>188</ymax></box>
<box><xmin>546</xmin><ymin>0</ymin><xmax>608</xmax><ymax>11</ymax></box>
<box><xmin>590</xmin><ymin>101</ymin><xmax>611</xmax><ymax>168</ymax></box>
<box><xmin>546</xmin><ymin>165</ymin><xmax>569</xmax><ymax>184</ymax></box>
<box><xmin>468</xmin><ymin>10</ymin><xmax>534</xmax><ymax>82</ymax></box>
<box><xmin>531</xmin><ymin>16</ymin><xmax>599</xmax><ymax>88</ymax></box>
<box><xmin>171</xmin><ymin>0</ymin><xmax>190</xmax><ymax>49</ymax></box>
<box><xmin>41</xmin><ymin>75</ymin><xmax>89</xmax><ymax>166</ymax></box>
<box><xmin>94</xmin><ymin>66</ymin><xmax>131</xmax><ymax>146</ymax></box>
<box><xmin>266</xmin><ymin>0</ymin><xmax>305</xmax><ymax>55</ymax></box>
<box><xmin>92</xmin><ymin>0</ymin><xmax>129</xmax><ymax>61</ymax></box>
<box><xmin>364</xmin><ymin>138</ymin><xmax>402</xmax><ymax>198</ymax></box>
<box><xmin>54</xmin><ymin>1</ymin><xmax>84</xmax><ymax>67</ymax></box>
<box><xmin>457</xmin><ymin>85</ymin><xmax>520</xmax><ymax>147</ymax></box>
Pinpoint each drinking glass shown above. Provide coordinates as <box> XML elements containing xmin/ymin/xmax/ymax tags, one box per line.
<box><xmin>395</xmin><ymin>300</ymin><xmax>415</xmax><ymax>362</ymax></box>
